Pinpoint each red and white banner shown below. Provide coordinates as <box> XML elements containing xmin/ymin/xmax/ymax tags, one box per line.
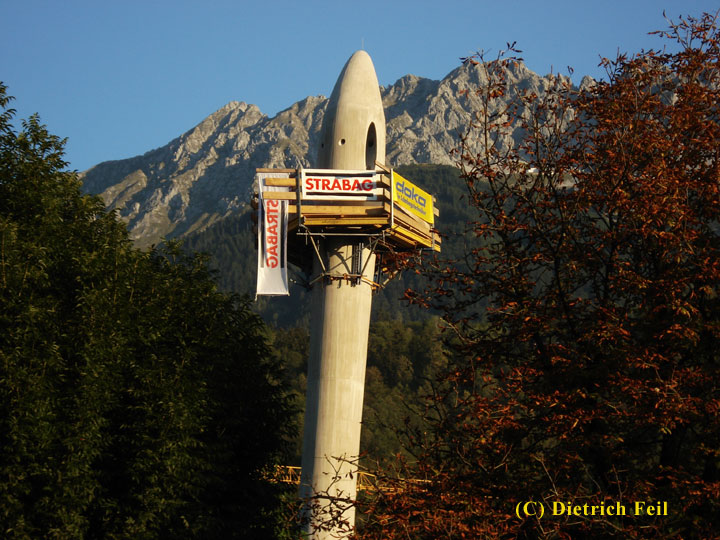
<box><xmin>256</xmin><ymin>173</ymin><xmax>289</xmax><ymax>297</ymax></box>
<box><xmin>300</xmin><ymin>169</ymin><xmax>382</xmax><ymax>200</ymax></box>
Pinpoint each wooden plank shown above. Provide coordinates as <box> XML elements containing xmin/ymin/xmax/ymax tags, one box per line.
<box><xmin>399</xmin><ymin>205</ymin><xmax>432</xmax><ymax>231</ymax></box>
<box><xmin>256</xmin><ymin>168</ymin><xmax>296</xmax><ymax>174</ymax></box>
<box><xmin>265</xmin><ymin>192</ymin><xmax>392</xmax><ymax>203</ymax></box>
<box><xmin>394</xmin><ymin>205</ymin><xmax>432</xmax><ymax>234</ymax></box>
<box><xmin>396</xmin><ymin>206</ymin><xmax>432</xmax><ymax>230</ymax></box>
<box><xmin>263</xmin><ymin>178</ymin><xmax>297</xmax><ymax>187</ymax></box>
<box><xmin>287</xmin><ymin>202</ymin><xmax>390</xmax><ymax>215</ymax></box>
<box><xmin>298</xmin><ymin>202</ymin><xmax>388</xmax><ymax>213</ymax></box>
<box><xmin>301</xmin><ymin>189</ymin><xmax>391</xmax><ymax>204</ymax></box>
<box><xmin>303</xmin><ymin>217</ymin><xmax>390</xmax><ymax>227</ymax></box>
<box><xmin>375</xmin><ymin>161</ymin><xmax>392</xmax><ymax>174</ymax></box>
<box><xmin>375</xmin><ymin>176</ymin><xmax>391</xmax><ymax>189</ymax></box>
<box><xmin>262</xmin><ymin>192</ymin><xmax>297</xmax><ymax>200</ymax></box>
<box><xmin>394</xmin><ymin>219</ymin><xmax>436</xmax><ymax>245</ymax></box>
<box><xmin>388</xmin><ymin>226</ymin><xmax>441</xmax><ymax>251</ymax></box>
<box><xmin>303</xmin><ymin>207</ymin><xmax>387</xmax><ymax>217</ymax></box>
<box><xmin>391</xmin><ymin>227</ymin><xmax>425</xmax><ymax>246</ymax></box>
<box><xmin>305</xmin><ymin>207</ymin><xmax>386</xmax><ymax>218</ymax></box>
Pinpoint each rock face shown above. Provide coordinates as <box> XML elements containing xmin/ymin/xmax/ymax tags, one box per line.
<box><xmin>81</xmin><ymin>61</ymin><xmax>576</xmax><ymax>247</ymax></box>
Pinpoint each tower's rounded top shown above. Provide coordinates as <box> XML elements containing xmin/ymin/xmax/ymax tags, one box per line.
<box><xmin>347</xmin><ymin>49</ymin><xmax>372</xmax><ymax>64</ymax></box>
<box><xmin>331</xmin><ymin>51</ymin><xmax>380</xmax><ymax>102</ymax></box>
<box><xmin>318</xmin><ymin>51</ymin><xmax>386</xmax><ymax>169</ymax></box>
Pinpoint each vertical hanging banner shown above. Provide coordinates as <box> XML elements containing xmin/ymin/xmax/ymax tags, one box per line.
<box><xmin>256</xmin><ymin>172</ymin><xmax>290</xmax><ymax>297</ymax></box>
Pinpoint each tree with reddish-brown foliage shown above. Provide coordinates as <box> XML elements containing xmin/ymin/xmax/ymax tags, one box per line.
<box><xmin>360</xmin><ymin>12</ymin><xmax>720</xmax><ymax>539</ymax></box>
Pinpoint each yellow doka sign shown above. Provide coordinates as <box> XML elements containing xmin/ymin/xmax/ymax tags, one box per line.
<box><xmin>392</xmin><ymin>171</ymin><xmax>434</xmax><ymax>225</ymax></box>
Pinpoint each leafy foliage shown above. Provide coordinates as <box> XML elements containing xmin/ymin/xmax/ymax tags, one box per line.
<box><xmin>0</xmin><ymin>84</ymin><xmax>294</xmax><ymax>539</ymax></box>
<box><xmin>360</xmin><ymin>13</ymin><xmax>720</xmax><ymax>539</ymax></box>
<box><xmin>361</xmin><ymin>316</ymin><xmax>448</xmax><ymax>465</ymax></box>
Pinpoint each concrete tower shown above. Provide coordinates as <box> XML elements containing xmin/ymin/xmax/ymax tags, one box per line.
<box><xmin>299</xmin><ymin>50</ymin><xmax>386</xmax><ymax>538</ymax></box>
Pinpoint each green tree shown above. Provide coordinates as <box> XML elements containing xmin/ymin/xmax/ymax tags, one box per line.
<box><xmin>0</xmin><ymin>84</ymin><xmax>294</xmax><ymax>539</ymax></box>
<box><xmin>360</xmin><ymin>317</ymin><xmax>449</xmax><ymax>466</ymax></box>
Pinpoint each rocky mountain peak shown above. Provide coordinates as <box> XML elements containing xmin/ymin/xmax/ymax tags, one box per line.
<box><xmin>81</xmin><ymin>60</ymin><xmax>585</xmax><ymax>247</ymax></box>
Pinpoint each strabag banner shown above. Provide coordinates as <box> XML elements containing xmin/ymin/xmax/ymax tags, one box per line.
<box><xmin>256</xmin><ymin>172</ymin><xmax>290</xmax><ymax>297</ymax></box>
<box><xmin>392</xmin><ymin>170</ymin><xmax>434</xmax><ymax>225</ymax></box>
<box><xmin>300</xmin><ymin>169</ymin><xmax>382</xmax><ymax>200</ymax></box>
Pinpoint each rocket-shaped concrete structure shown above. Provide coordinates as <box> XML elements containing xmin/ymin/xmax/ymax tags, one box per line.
<box><xmin>254</xmin><ymin>48</ymin><xmax>439</xmax><ymax>536</ymax></box>
<box><xmin>299</xmin><ymin>50</ymin><xmax>385</xmax><ymax>538</ymax></box>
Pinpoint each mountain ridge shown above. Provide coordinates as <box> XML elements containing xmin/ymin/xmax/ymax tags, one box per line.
<box><xmin>81</xmin><ymin>60</ymin><xmax>581</xmax><ymax>247</ymax></box>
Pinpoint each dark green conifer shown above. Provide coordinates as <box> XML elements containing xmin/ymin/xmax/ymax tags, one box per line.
<box><xmin>0</xmin><ymin>83</ymin><xmax>294</xmax><ymax>539</ymax></box>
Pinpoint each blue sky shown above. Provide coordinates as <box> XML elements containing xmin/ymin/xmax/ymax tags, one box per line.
<box><xmin>1</xmin><ymin>1</ymin><xmax>717</xmax><ymax>172</ymax></box>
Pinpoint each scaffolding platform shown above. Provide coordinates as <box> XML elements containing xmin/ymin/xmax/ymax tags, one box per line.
<box><xmin>254</xmin><ymin>163</ymin><xmax>440</xmax><ymax>271</ymax></box>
